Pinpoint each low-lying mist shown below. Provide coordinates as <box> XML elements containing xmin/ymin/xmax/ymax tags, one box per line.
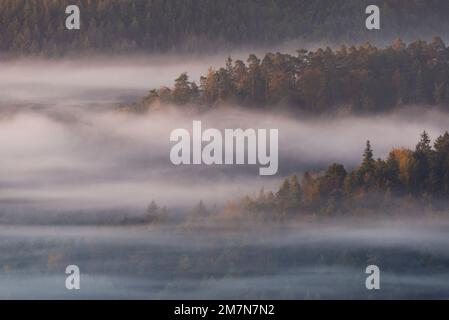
<box><xmin>2</xmin><ymin>56</ymin><xmax>449</xmax><ymax>217</ymax></box>
<box><xmin>2</xmin><ymin>57</ymin><xmax>449</xmax><ymax>299</ymax></box>
<box><xmin>1</xmin><ymin>221</ymin><xmax>449</xmax><ymax>299</ymax></box>
<box><xmin>1</xmin><ymin>103</ymin><xmax>449</xmax><ymax>214</ymax></box>
<box><xmin>0</xmin><ymin>56</ymin><xmax>213</xmax><ymax>105</ymax></box>
<box><xmin>0</xmin><ymin>50</ymin><xmax>313</xmax><ymax>105</ymax></box>
<box><xmin>0</xmin><ymin>39</ymin><xmax>399</xmax><ymax>105</ymax></box>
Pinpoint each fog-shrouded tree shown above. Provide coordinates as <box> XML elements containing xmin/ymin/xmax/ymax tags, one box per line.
<box><xmin>139</xmin><ymin>38</ymin><xmax>449</xmax><ymax>114</ymax></box>
<box><xmin>233</xmin><ymin>132</ymin><xmax>449</xmax><ymax>218</ymax></box>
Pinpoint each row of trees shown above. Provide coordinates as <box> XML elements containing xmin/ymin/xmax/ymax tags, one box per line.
<box><xmin>146</xmin><ymin>131</ymin><xmax>449</xmax><ymax>222</ymax></box>
<box><xmin>229</xmin><ymin>131</ymin><xmax>449</xmax><ymax>217</ymax></box>
<box><xmin>145</xmin><ymin>199</ymin><xmax>213</xmax><ymax>224</ymax></box>
<box><xmin>142</xmin><ymin>38</ymin><xmax>449</xmax><ymax>113</ymax></box>
<box><xmin>3</xmin><ymin>0</ymin><xmax>449</xmax><ymax>56</ymax></box>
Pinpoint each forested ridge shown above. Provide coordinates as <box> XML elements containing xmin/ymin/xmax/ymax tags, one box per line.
<box><xmin>139</xmin><ymin>37</ymin><xmax>449</xmax><ymax>114</ymax></box>
<box><xmin>220</xmin><ymin>131</ymin><xmax>449</xmax><ymax>219</ymax></box>
<box><xmin>144</xmin><ymin>131</ymin><xmax>449</xmax><ymax>223</ymax></box>
<box><xmin>3</xmin><ymin>0</ymin><xmax>449</xmax><ymax>56</ymax></box>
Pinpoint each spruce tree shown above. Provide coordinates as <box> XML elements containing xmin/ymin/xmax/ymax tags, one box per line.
<box><xmin>416</xmin><ymin>131</ymin><xmax>432</xmax><ymax>153</ymax></box>
<box><xmin>362</xmin><ymin>140</ymin><xmax>375</xmax><ymax>171</ymax></box>
<box><xmin>289</xmin><ymin>175</ymin><xmax>302</xmax><ymax>210</ymax></box>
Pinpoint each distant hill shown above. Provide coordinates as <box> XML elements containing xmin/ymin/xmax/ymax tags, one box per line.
<box><xmin>2</xmin><ymin>0</ymin><xmax>449</xmax><ymax>56</ymax></box>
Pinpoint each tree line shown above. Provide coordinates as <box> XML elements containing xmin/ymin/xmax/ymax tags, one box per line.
<box><xmin>3</xmin><ymin>0</ymin><xmax>449</xmax><ymax>56</ymax></box>
<box><xmin>226</xmin><ymin>131</ymin><xmax>449</xmax><ymax>218</ymax></box>
<box><xmin>145</xmin><ymin>131</ymin><xmax>449</xmax><ymax>223</ymax></box>
<box><xmin>140</xmin><ymin>37</ymin><xmax>449</xmax><ymax>113</ymax></box>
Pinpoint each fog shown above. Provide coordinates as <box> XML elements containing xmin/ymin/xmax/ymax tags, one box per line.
<box><xmin>1</xmin><ymin>103</ymin><xmax>449</xmax><ymax>212</ymax></box>
<box><xmin>1</xmin><ymin>222</ymin><xmax>449</xmax><ymax>299</ymax></box>
<box><xmin>0</xmin><ymin>49</ymin><xmax>309</xmax><ymax>105</ymax></box>
<box><xmin>0</xmin><ymin>56</ymin><xmax>213</xmax><ymax>105</ymax></box>
<box><xmin>0</xmin><ymin>41</ymin><xmax>360</xmax><ymax>105</ymax></box>
<box><xmin>1</xmin><ymin>57</ymin><xmax>449</xmax><ymax>299</ymax></box>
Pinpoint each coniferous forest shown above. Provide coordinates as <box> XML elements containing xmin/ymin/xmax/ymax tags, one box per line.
<box><xmin>2</xmin><ymin>0</ymin><xmax>449</xmax><ymax>56</ymax></box>
<box><xmin>145</xmin><ymin>131</ymin><xmax>449</xmax><ymax>223</ymax></box>
<box><xmin>225</xmin><ymin>132</ymin><xmax>449</xmax><ymax>220</ymax></box>
<box><xmin>137</xmin><ymin>38</ymin><xmax>449</xmax><ymax>114</ymax></box>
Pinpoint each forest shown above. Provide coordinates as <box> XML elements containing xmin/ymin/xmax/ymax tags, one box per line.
<box><xmin>222</xmin><ymin>131</ymin><xmax>449</xmax><ymax>219</ymax></box>
<box><xmin>137</xmin><ymin>37</ymin><xmax>449</xmax><ymax>114</ymax></box>
<box><xmin>2</xmin><ymin>0</ymin><xmax>449</xmax><ymax>56</ymax></box>
<box><xmin>3</xmin><ymin>0</ymin><xmax>449</xmax><ymax>300</ymax></box>
<box><xmin>144</xmin><ymin>131</ymin><xmax>449</xmax><ymax>223</ymax></box>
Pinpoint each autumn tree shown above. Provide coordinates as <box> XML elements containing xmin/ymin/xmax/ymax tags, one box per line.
<box><xmin>172</xmin><ymin>73</ymin><xmax>192</xmax><ymax>105</ymax></box>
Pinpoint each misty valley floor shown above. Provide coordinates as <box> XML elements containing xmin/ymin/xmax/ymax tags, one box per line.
<box><xmin>0</xmin><ymin>222</ymin><xmax>448</xmax><ymax>299</ymax></box>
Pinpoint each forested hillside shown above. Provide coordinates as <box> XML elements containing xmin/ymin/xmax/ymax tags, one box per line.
<box><xmin>145</xmin><ymin>131</ymin><xmax>449</xmax><ymax>223</ymax></box>
<box><xmin>138</xmin><ymin>38</ymin><xmax>449</xmax><ymax>113</ymax></box>
<box><xmin>226</xmin><ymin>131</ymin><xmax>449</xmax><ymax>219</ymax></box>
<box><xmin>2</xmin><ymin>0</ymin><xmax>449</xmax><ymax>56</ymax></box>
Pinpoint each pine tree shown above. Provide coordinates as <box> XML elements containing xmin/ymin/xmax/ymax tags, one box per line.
<box><xmin>356</xmin><ymin>140</ymin><xmax>376</xmax><ymax>190</ymax></box>
<box><xmin>172</xmin><ymin>73</ymin><xmax>192</xmax><ymax>105</ymax></box>
<box><xmin>416</xmin><ymin>131</ymin><xmax>432</xmax><ymax>153</ymax></box>
<box><xmin>247</xmin><ymin>54</ymin><xmax>262</xmax><ymax>103</ymax></box>
<box><xmin>191</xmin><ymin>200</ymin><xmax>209</xmax><ymax>217</ymax></box>
<box><xmin>362</xmin><ymin>140</ymin><xmax>375</xmax><ymax>170</ymax></box>
<box><xmin>276</xmin><ymin>178</ymin><xmax>291</xmax><ymax>212</ymax></box>
<box><xmin>434</xmin><ymin>82</ymin><xmax>445</xmax><ymax>106</ymax></box>
<box><xmin>289</xmin><ymin>175</ymin><xmax>302</xmax><ymax>210</ymax></box>
<box><xmin>412</xmin><ymin>132</ymin><xmax>433</xmax><ymax>195</ymax></box>
<box><xmin>433</xmin><ymin>132</ymin><xmax>449</xmax><ymax>196</ymax></box>
<box><xmin>225</xmin><ymin>56</ymin><xmax>233</xmax><ymax>77</ymax></box>
<box><xmin>147</xmin><ymin>200</ymin><xmax>159</xmax><ymax>215</ymax></box>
